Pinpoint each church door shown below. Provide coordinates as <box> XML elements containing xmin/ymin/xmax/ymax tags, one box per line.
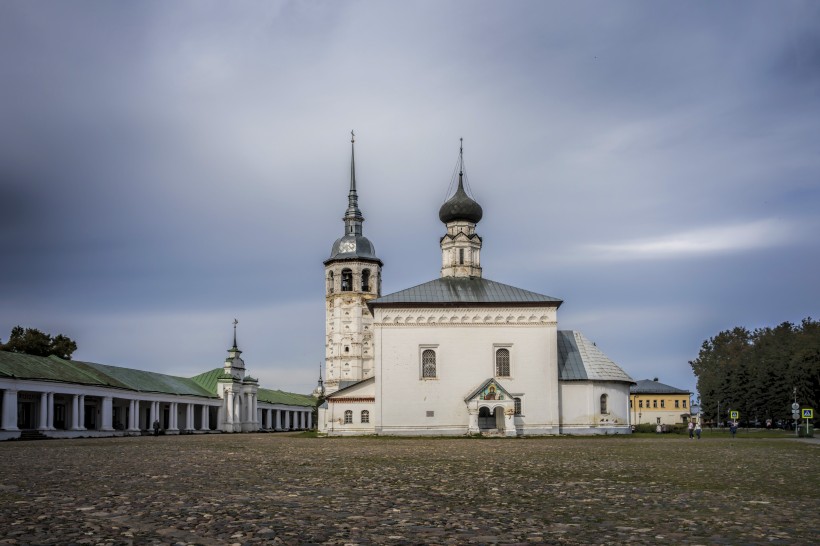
<box><xmin>478</xmin><ymin>407</ymin><xmax>499</xmax><ymax>431</ymax></box>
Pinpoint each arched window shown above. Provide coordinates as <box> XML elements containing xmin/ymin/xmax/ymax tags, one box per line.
<box><xmin>422</xmin><ymin>349</ymin><xmax>436</xmax><ymax>378</ymax></box>
<box><xmin>514</xmin><ymin>397</ymin><xmax>522</xmax><ymax>416</ymax></box>
<box><xmin>344</xmin><ymin>410</ymin><xmax>352</xmax><ymax>424</ymax></box>
<box><xmin>496</xmin><ymin>348</ymin><xmax>510</xmax><ymax>377</ymax></box>
<box><xmin>341</xmin><ymin>269</ymin><xmax>353</xmax><ymax>292</ymax></box>
<box><xmin>327</xmin><ymin>271</ymin><xmax>334</xmax><ymax>294</ymax></box>
<box><xmin>600</xmin><ymin>394</ymin><xmax>608</xmax><ymax>414</ymax></box>
<box><xmin>361</xmin><ymin>269</ymin><xmax>370</xmax><ymax>292</ymax></box>
<box><xmin>361</xmin><ymin>410</ymin><xmax>370</xmax><ymax>423</ymax></box>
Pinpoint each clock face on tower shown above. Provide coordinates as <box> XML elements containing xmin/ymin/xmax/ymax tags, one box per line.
<box><xmin>340</xmin><ymin>239</ymin><xmax>357</xmax><ymax>253</ymax></box>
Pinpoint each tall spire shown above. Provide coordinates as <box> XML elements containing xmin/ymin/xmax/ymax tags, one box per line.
<box><xmin>344</xmin><ymin>130</ymin><xmax>363</xmax><ymax>232</ymax></box>
<box><xmin>232</xmin><ymin>318</ymin><xmax>239</xmax><ymax>349</ymax></box>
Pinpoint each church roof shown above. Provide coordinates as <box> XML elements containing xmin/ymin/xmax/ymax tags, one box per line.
<box><xmin>630</xmin><ymin>378</ymin><xmax>690</xmax><ymax>394</ymax></box>
<box><xmin>370</xmin><ymin>277</ymin><xmax>562</xmax><ymax>307</ymax></box>
<box><xmin>557</xmin><ymin>331</ymin><xmax>634</xmax><ymax>383</ymax></box>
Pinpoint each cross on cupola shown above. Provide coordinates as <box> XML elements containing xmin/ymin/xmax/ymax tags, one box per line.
<box><xmin>224</xmin><ymin>318</ymin><xmax>246</xmax><ymax>380</ymax></box>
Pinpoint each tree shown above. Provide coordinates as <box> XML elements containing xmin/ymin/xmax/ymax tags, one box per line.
<box><xmin>690</xmin><ymin>318</ymin><xmax>820</xmax><ymax>426</ymax></box>
<box><xmin>0</xmin><ymin>326</ymin><xmax>78</xmax><ymax>360</ymax></box>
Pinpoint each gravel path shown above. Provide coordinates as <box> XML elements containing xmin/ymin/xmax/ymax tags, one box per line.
<box><xmin>1</xmin><ymin>434</ymin><xmax>817</xmax><ymax>545</ymax></box>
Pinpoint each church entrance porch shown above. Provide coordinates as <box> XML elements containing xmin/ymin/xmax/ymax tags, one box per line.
<box><xmin>466</xmin><ymin>379</ymin><xmax>518</xmax><ymax>437</ymax></box>
<box><xmin>477</xmin><ymin>406</ymin><xmax>504</xmax><ymax>432</ymax></box>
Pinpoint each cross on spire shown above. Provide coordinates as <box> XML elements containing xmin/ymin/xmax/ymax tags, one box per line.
<box><xmin>232</xmin><ymin>318</ymin><xmax>239</xmax><ymax>349</ymax></box>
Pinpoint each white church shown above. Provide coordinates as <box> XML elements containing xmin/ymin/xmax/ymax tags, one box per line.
<box><xmin>318</xmin><ymin>137</ymin><xmax>635</xmax><ymax>436</ymax></box>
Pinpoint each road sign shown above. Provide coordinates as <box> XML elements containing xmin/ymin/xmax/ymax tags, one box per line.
<box><xmin>802</xmin><ymin>408</ymin><xmax>814</xmax><ymax>419</ymax></box>
<box><xmin>792</xmin><ymin>402</ymin><xmax>800</xmax><ymax>410</ymax></box>
<box><xmin>793</xmin><ymin>411</ymin><xmax>801</xmax><ymax>419</ymax></box>
<box><xmin>730</xmin><ymin>410</ymin><xmax>739</xmax><ymax>419</ymax></box>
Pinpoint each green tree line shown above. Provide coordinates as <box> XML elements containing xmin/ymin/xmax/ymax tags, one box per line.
<box><xmin>0</xmin><ymin>326</ymin><xmax>78</xmax><ymax>360</ymax></box>
<box><xmin>690</xmin><ymin>318</ymin><xmax>820</xmax><ymax>425</ymax></box>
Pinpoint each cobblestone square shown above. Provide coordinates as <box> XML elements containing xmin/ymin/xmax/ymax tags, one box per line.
<box><xmin>1</xmin><ymin>434</ymin><xmax>817</xmax><ymax>545</ymax></box>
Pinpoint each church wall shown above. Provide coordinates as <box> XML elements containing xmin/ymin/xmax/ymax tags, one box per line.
<box><xmin>558</xmin><ymin>381</ymin><xmax>631</xmax><ymax>435</ymax></box>
<box><xmin>373</xmin><ymin>307</ymin><xmax>559</xmax><ymax>435</ymax></box>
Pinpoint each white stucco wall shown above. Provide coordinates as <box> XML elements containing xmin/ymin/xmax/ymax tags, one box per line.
<box><xmin>373</xmin><ymin>306</ymin><xmax>560</xmax><ymax>436</ymax></box>
<box><xmin>558</xmin><ymin>381</ymin><xmax>632</xmax><ymax>434</ymax></box>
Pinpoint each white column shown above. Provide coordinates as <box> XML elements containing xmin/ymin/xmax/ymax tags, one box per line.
<box><xmin>284</xmin><ymin>410</ymin><xmax>290</xmax><ymax>430</ymax></box>
<box><xmin>266</xmin><ymin>409</ymin><xmax>272</xmax><ymax>430</ymax></box>
<box><xmin>187</xmin><ymin>404</ymin><xmax>194</xmax><ymax>431</ymax></box>
<box><xmin>78</xmin><ymin>395</ymin><xmax>86</xmax><ymax>430</ymax></box>
<box><xmin>150</xmin><ymin>401</ymin><xmax>158</xmax><ymax>428</ymax></box>
<box><xmin>38</xmin><ymin>392</ymin><xmax>49</xmax><ymax>431</ymax></box>
<box><xmin>168</xmin><ymin>402</ymin><xmax>178</xmax><ymax>431</ymax></box>
<box><xmin>1</xmin><ymin>390</ymin><xmax>19</xmax><ymax>431</ymax></box>
<box><xmin>127</xmin><ymin>400</ymin><xmax>138</xmax><ymax>431</ymax></box>
<box><xmin>70</xmin><ymin>394</ymin><xmax>80</xmax><ymax>430</ymax></box>
<box><xmin>275</xmin><ymin>409</ymin><xmax>282</xmax><ymax>431</ymax></box>
<box><xmin>101</xmin><ymin>396</ymin><xmax>113</xmax><ymax>431</ymax></box>
<box><xmin>246</xmin><ymin>393</ymin><xmax>253</xmax><ymax>422</ymax></box>
<box><xmin>201</xmin><ymin>404</ymin><xmax>210</xmax><ymax>431</ymax></box>
<box><xmin>47</xmin><ymin>393</ymin><xmax>55</xmax><ymax>430</ymax></box>
<box><xmin>308</xmin><ymin>411</ymin><xmax>313</xmax><ymax>430</ymax></box>
<box><xmin>226</xmin><ymin>392</ymin><xmax>234</xmax><ymax>425</ymax></box>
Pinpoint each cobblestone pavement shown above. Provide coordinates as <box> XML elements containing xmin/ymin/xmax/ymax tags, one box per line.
<box><xmin>1</xmin><ymin>434</ymin><xmax>817</xmax><ymax>545</ymax></box>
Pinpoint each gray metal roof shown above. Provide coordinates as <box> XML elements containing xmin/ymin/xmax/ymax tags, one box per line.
<box><xmin>370</xmin><ymin>277</ymin><xmax>562</xmax><ymax>307</ymax></box>
<box><xmin>557</xmin><ymin>330</ymin><xmax>634</xmax><ymax>383</ymax></box>
<box><xmin>630</xmin><ymin>379</ymin><xmax>690</xmax><ymax>394</ymax></box>
<box><xmin>326</xmin><ymin>234</ymin><xmax>381</xmax><ymax>264</ymax></box>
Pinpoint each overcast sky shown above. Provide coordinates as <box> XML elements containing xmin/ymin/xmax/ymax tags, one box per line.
<box><xmin>2</xmin><ymin>1</ymin><xmax>818</xmax><ymax>397</ymax></box>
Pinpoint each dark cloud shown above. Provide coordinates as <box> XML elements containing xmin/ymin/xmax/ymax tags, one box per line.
<box><xmin>1</xmin><ymin>1</ymin><xmax>818</xmax><ymax>393</ymax></box>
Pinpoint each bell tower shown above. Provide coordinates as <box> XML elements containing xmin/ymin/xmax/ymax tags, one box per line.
<box><xmin>323</xmin><ymin>132</ymin><xmax>382</xmax><ymax>395</ymax></box>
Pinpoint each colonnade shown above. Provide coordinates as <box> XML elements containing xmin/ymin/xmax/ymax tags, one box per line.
<box><xmin>257</xmin><ymin>407</ymin><xmax>313</xmax><ymax>431</ymax></box>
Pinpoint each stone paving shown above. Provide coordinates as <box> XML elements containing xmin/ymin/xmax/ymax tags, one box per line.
<box><xmin>0</xmin><ymin>433</ymin><xmax>817</xmax><ymax>545</ymax></box>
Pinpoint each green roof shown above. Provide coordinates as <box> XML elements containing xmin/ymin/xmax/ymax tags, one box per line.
<box><xmin>257</xmin><ymin>387</ymin><xmax>315</xmax><ymax>407</ymax></box>
<box><xmin>0</xmin><ymin>351</ymin><xmax>317</xmax><ymax>404</ymax></box>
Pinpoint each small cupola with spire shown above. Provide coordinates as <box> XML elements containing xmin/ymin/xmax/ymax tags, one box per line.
<box><xmin>224</xmin><ymin>319</ymin><xmax>246</xmax><ymax>381</ymax></box>
<box><xmin>440</xmin><ymin>139</ymin><xmax>483</xmax><ymax>278</ymax></box>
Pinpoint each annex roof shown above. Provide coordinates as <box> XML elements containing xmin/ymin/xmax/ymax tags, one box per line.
<box><xmin>630</xmin><ymin>379</ymin><xmax>690</xmax><ymax>394</ymax></box>
<box><xmin>557</xmin><ymin>330</ymin><xmax>634</xmax><ymax>383</ymax></box>
<box><xmin>370</xmin><ymin>277</ymin><xmax>562</xmax><ymax>307</ymax></box>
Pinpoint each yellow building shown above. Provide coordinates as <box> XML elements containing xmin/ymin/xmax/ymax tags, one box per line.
<box><xmin>629</xmin><ymin>378</ymin><xmax>691</xmax><ymax>426</ymax></box>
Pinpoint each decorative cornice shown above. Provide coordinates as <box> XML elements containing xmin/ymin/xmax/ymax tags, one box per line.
<box><xmin>374</xmin><ymin>307</ymin><xmax>557</xmax><ymax>327</ymax></box>
<box><xmin>328</xmin><ymin>397</ymin><xmax>375</xmax><ymax>403</ymax></box>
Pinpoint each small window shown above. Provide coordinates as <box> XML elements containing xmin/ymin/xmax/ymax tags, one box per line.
<box><xmin>682</xmin><ymin>400</ymin><xmax>687</xmax><ymax>408</ymax></box>
<box><xmin>629</xmin><ymin>399</ymin><xmax>633</xmax><ymax>409</ymax></box>
<box><xmin>362</xmin><ymin>269</ymin><xmax>370</xmax><ymax>292</ymax></box>
<box><xmin>495</xmin><ymin>348</ymin><xmax>510</xmax><ymax>377</ymax></box>
<box><xmin>344</xmin><ymin>346</ymin><xmax>349</xmax><ymax>353</ymax></box>
<box><xmin>660</xmin><ymin>400</ymin><xmax>665</xmax><ymax>408</ymax></box>
<box><xmin>361</xmin><ymin>410</ymin><xmax>369</xmax><ymax>424</ymax></box>
<box><xmin>341</xmin><ymin>269</ymin><xmax>353</xmax><ymax>292</ymax></box>
<box><xmin>675</xmin><ymin>400</ymin><xmax>680</xmax><ymax>408</ymax></box>
<box><xmin>459</xmin><ymin>248</ymin><xmax>464</xmax><ymax>264</ymax></box>
<box><xmin>653</xmin><ymin>400</ymin><xmax>657</xmax><ymax>408</ymax></box>
<box><xmin>639</xmin><ymin>400</ymin><xmax>643</xmax><ymax>409</ymax></box>
<box><xmin>422</xmin><ymin>349</ymin><xmax>436</xmax><ymax>378</ymax></box>
<box><xmin>327</xmin><ymin>271</ymin><xmax>334</xmax><ymax>294</ymax></box>
<box><xmin>600</xmin><ymin>394</ymin><xmax>608</xmax><ymax>414</ymax></box>
<box><xmin>344</xmin><ymin>410</ymin><xmax>352</xmax><ymax>424</ymax></box>
<box><xmin>514</xmin><ymin>397</ymin><xmax>522</xmax><ymax>416</ymax></box>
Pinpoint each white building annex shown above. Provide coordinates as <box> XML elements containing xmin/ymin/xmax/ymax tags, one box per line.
<box><xmin>0</xmin><ymin>328</ymin><xmax>314</xmax><ymax>441</ymax></box>
<box><xmin>319</xmin><ymin>137</ymin><xmax>635</xmax><ymax>436</ymax></box>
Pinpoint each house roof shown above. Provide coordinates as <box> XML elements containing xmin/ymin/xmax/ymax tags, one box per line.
<box><xmin>557</xmin><ymin>331</ymin><xmax>634</xmax><ymax>383</ymax></box>
<box><xmin>370</xmin><ymin>277</ymin><xmax>562</xmax><ymax>307</ymax></box>
<box><xmin>630</xmin><ymin>379</ymin><xmax>690</xmax><ymax>394</ymax></box>
<box><xmin>325</xmin><ymin>377</ymin><xmax>374</xmax><ymax>398</ymax></box>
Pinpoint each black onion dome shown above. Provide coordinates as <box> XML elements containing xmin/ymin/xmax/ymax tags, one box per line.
<box><xmin>439</xmin><ymin>179</ymin><xmax>483</xmax><ymax>224</ymax></box>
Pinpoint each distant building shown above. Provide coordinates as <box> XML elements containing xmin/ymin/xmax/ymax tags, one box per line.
<box><xmin>318</xmin><ymin>137</ymin><xmax>635</xmax><ymax>436</ymax></box>
<box><xmin>630</xmin><ymin>378</ymin><xmax>692</xmax><ymax>426</ymax></box>
<box><xmin>0</xmin><ymin>335</ymin><xmax>314</xmax><ymax>441</ymax></box>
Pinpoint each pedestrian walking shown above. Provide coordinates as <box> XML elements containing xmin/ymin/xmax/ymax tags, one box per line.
<box><xmin>153</xmin><ymin>419</ymin><xmax>161</xmax><ymax>436</ymax></box>
<box><xmin>729</xmin><ymin>422</ymin><xmax>737</xmax><ymax>439</ymax></box>
<box><xmin>688</xmin><ymin>421</ymin><xmax>694</xmax><ymax>439</ymax></box>
<box><xmin>695</xmin><ymin>422</ymin><xmax>702</xmax><ymax>440</ymax></box>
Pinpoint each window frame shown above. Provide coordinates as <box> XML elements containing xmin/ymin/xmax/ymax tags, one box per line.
<box><xmin>420</xmin><ymin>346</ymin><xmax>438</xmax><ymax>379</ymax></box>
<box><xmin>600</xmin><ymin>394</ymin><xmax>609</xmax><ymax>415</ymax></box>
<box><xmin>341</xmin><ymin>268</ymin><xmax>353</xmax><ymax>292</ymax></box>
<box><xmin>360</xmin><ymin>410</ymin><xmax>370</xmax><ymax>424</ymax></box>
<box><xmin>492</xmin><ymin>344</ymin><xmax>513</xmax><ymax>378</ymax></box>
<box><xmin>343</xmin><ymin>410</ymin><xmax>352</xmax><ymax>424</ymax></box>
